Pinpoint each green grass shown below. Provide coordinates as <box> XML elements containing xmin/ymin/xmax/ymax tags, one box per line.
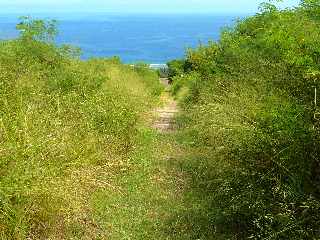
<box><xmin>3</xmin><ymin>5</ymin><xmax>320</xmax><ymax>239</ymax></box>
<box><xmin>166</xmin><ymin>2</ymin><xmax>320</xmax><ymax>239</ymax></box>
<box><xmin>89</xmin><ymin>126</ymin><xmax>182</xmax><ymax>239</ymax></box>
<box><xmin>87</xmin><ymin>87</ymin><xmax>231</xmax><ymax>239</ymax></box>
<box><xmin>0</xmin><ymin>17</ymin><xmax>206</xmax><ymax>239</ymax></box>
<box><xmin>0</xmin><ymin>20</ymin><xmax>165</xmax><ymax>238</ymax></box>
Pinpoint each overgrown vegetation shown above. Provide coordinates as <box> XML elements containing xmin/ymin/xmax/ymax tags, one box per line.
<box><xmin>169</xmin><ymin>1</ymin><xmax>320</xmax><ymax>239</ymax></box>
<box><xmin>2</xmin><ymin>2</ymin><xmax>320</xmax><ymax>239</ymax></box>
<box><xmin>0</xmin><ymin>17</ymin><xmax>162</xmax><ymax>239</ymax></box>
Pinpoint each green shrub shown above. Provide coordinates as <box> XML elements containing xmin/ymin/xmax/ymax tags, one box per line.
<box><xmin>173</xmin><ymin>1</ymin><xmax>320</xmax><ymax>239</ymax></box>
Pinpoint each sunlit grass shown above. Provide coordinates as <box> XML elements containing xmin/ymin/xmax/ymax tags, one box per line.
<box><xmin>0</xmin><ymin>35</ymin><xmax>163</xmax><ymax>238</ymax></box>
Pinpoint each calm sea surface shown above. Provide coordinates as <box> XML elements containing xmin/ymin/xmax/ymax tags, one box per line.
<box><xmin>0</xmin><ymin>13</ymin><xmax>242</xmax><ymax>63</ymax></box>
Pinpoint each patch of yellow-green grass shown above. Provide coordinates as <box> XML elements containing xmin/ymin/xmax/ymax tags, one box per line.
<box><xmin>88</xmin><ymin>89</ymin><xmax>231</xmax><ymax>239</ymax></box>
<box><xmin>88</xmin><ymin>89</ymin><xmax>192</xmax><ymax>239</ymax></box>
<box><xmin>0</xmin><ymin>56</ymin><xmax>162</xmax><ymax>239</ymax></box>
<box><xmin>90</xmin><ymin>128</ymin><xmax>187</xmax><ymax>239</ymax></box>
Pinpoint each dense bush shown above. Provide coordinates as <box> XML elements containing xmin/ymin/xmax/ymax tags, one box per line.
<box><xmin>171</xmin><ymin>1</ymin><xmax>320</xmax><ymax>239</ymax></box>
<box><xmin>167</xmin><ymin>59</ymin><xmax>186</xmax><ymax>80</ymax></box>
<box><xmin>0</xmin><ymin>17</ymin><xmax>162</xmax><ymax>239</ymax></box>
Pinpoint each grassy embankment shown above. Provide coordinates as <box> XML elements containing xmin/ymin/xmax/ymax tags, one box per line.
<box><xmin>0</xmin><ymin>16</ymin><xmax>203</xmax><ymax>240</ymax></box>
<box><xmin>0</xmin><ymin>17</ymin><xmax>175</xmax><ymax>239</ymax></box>
<box><xmin>167</xmin><ymin>1</ymin><xmax>320</xmax><ymax>239</ymax></box>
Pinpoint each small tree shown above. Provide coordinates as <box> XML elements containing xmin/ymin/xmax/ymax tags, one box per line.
<box><xmin>16</xmin><ymin>16</ymin><xmax>58</xmax><ymax>42</ymax></box>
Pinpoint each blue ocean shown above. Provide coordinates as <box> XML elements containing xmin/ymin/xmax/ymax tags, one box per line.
<box><xmin>0</xmin><ymin>13</ymin><xmax>241</xmax><ymax>63</ymax></box>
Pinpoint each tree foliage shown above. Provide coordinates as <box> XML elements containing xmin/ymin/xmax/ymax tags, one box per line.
<box><xmin>16</xmin><ymin>16</ymin><xmax>58</xmax><ymax>42</ymax></box>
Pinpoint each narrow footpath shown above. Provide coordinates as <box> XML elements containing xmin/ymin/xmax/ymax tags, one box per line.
<box><xmin>91</xmin><ymin>79</ymin><xmax>192</xmax><ymax>239</ymax></box>
<box><xmin>153</xmin><ymin>99</ymin><xmax>178</xmax><ymax>132</ymax></box>
<box><xmin>153</xmin><ymin>78</ymin><xmax>178</xmax><ymax>133</ymax></box>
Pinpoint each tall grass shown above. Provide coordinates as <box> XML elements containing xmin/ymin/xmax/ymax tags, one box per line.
<box><xmin>169</xmin><ymin>2</ymin><xmax>320</xmax><ymax>239</ymax></box>
<box><xmin>0</xmin><ymin>17</ymin><xmax>162</xmax><ymax>239</ymax></box>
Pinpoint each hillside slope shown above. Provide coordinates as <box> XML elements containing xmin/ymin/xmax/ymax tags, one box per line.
<box><xmin>0</xmin><ymin>17</ymin><xmax>163</xmax><ymax>239</ymax></box>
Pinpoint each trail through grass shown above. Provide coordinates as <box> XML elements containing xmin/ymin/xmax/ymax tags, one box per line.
<box><xmin>153</xmin><ymin>92</ymin><xmax>178</xmax><ymax>133</ymax></box>
<box><xmin>89</xmin><ymin>87</ymin><xmax>230</xmax><ymax>239</ymax></box>
<box><xmin>86</xmin><ymin>87</ymin><xmax>189</xmax><ymax>239</ymax></box>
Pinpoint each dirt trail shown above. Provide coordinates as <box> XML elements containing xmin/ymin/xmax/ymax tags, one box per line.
<box><xmin>153</xmin><ymin>79</ymin><xmax>178</xmax><ymax>132</ymax></box>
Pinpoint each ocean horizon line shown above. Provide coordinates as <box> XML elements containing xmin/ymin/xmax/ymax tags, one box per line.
<box><xmin>0</xmin><ymin>11</ymin><xmax>253</xmax><ymax>16</ymax></box>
